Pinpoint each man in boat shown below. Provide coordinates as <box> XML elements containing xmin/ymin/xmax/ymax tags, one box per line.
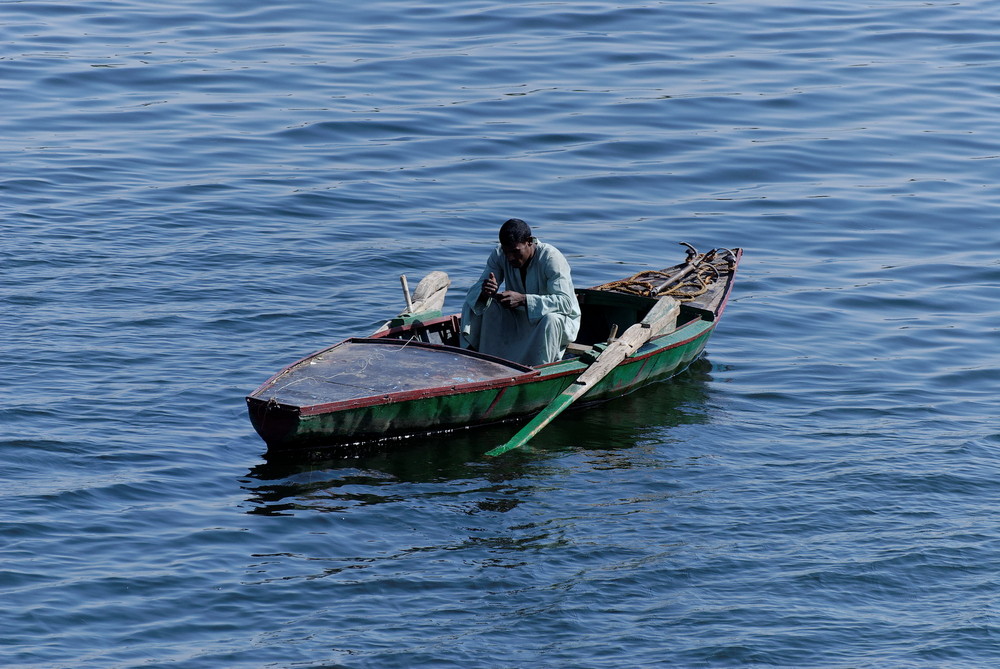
<box><xmin>461</xmin><ymin>218</ymin><xmax>581</xmax><ymax>366</ymax></box>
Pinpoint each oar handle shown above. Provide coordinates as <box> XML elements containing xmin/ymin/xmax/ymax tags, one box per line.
<box><xmin>400</xmin><ymin>275</ymin><xmax>414</xmax><ymax>312</ymax></box>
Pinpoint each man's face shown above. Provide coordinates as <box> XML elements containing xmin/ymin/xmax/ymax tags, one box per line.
<box><xmin>502</xmin><ymin>240</ymin><xmax>534</xmax><ymax>268</ymax></box>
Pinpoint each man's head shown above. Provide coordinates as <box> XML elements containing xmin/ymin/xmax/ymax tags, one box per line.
<box><xmin>499</xmin><ymin>218</ymin><xmax>535</xmax><ymax>268</ymax></box>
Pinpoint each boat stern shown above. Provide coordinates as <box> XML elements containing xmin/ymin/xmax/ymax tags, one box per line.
<box><xmin>246</xmin><ymin>397</ymin><xmax>301</xmax><ymax>447</ymax></box>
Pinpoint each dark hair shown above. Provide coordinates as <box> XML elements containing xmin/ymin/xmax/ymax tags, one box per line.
<box><xmin>499</xmin><ymin>218</ymin><xmax>532</xmax><ymax>246</ymax></box>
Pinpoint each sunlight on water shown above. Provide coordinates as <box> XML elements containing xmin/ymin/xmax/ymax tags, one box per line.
<box><xmin>3</xmin><ymin>1</ymin><xmax>1000</xmax><ymax>666</ymax></box>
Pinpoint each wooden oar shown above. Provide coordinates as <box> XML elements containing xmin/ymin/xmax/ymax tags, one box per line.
<box><xmin>402</xmin><ymin>271</ymin><xmax>450</xmax><ymax>313</ymax></box>
<box><xmin>653</xmin><ymin>246</ymin><xmax>714</xmax><ymax>294</ymax></box>
<box><xmin>373</xmin><ymin>271</ymin><xmax>451</xmax><ymax>334</ymax></box>
<box><xmin>486</xmin><ymin>295</ymin><xmax>680</xmax><ymax>457</ymax></box>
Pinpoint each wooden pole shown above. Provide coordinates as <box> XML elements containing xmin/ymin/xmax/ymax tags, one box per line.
<box><xmin>400</xmin><ymin>275</ymin><xmax>414</xmax><ymax>313</ymax></box>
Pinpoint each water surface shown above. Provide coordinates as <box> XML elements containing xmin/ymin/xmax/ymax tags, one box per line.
<box><xmin>3</xmin><ymin>1</ymin><xmax>999</xmax><ymax>667</ymax></box>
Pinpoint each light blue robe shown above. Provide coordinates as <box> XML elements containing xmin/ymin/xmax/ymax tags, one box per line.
<box><xmin>461</xmin><ymin>240</ymin><xmax>581</xmax><ymax>366</ymax></box>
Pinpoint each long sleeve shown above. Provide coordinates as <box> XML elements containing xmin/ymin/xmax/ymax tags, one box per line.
<box><xmin>465</xmin><ymin>247</ymin><xmax>507</xmax><ymax>317</ymax></box>
<box><xmin>524</xmin><ymin>246</ymin><xmax>578</xmax><ymax>325</ymax></box>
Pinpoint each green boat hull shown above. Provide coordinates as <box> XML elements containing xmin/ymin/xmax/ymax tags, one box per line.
<box><xmin>247</xmin><ymin>320</ymin><xmax>714</xmax><ymax>452</ymax></box>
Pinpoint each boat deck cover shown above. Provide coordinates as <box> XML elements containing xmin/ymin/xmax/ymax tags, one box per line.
<box><xmin>251</xmin><ymin>338</ymin><xmax>533</xmax><ymax>407</ymax></box>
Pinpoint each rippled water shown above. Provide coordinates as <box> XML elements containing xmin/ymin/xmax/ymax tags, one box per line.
<box><xmin>4</xmin><ymin>1</ymin><xmax>1000</xmax><ymax>667</ymax></box>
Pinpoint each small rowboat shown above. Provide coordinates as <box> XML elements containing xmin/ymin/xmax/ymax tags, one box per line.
<box><xmin>247</xmin><ymin>244</ymin><xmax>742</xmax><ymax>455</ymax></box>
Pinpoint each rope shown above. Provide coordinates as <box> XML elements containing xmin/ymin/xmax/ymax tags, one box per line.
<box><xmin>593</xmin><ymin>248</ymin><xmax>736</xmax><ymax>301</ymax></box>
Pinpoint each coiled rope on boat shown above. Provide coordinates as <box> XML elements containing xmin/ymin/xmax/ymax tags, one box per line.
<box><xmin>593</xmin><ymin>244</ymin><xmax>737</xmax><ymax>301</ymax></box>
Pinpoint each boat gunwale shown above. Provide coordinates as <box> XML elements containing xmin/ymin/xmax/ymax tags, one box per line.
<box><xmin>251</xmin><ymin>316</ymin><xmax>715</xmax><ymax>419</ymax></box>
<box><xmin>711</xmin><ymin>247</ymin><xmax>742</xmax><ymax>320</ymax></box>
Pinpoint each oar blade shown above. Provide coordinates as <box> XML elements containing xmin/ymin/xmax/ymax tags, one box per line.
<box><xmin>485</xmin><ymin>392</ymin><xmax>578</xmax><ymax>457</ymax></box>
<box><xmin>373</xmin><ymin>271</ymin><xmax>451</xmax><ymax>334</ymax></box>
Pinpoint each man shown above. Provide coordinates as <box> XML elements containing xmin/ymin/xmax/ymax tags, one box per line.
<box><xmin>461</xmin><ymin>219</ymin><xmax>581</xmax><ymax>366</ymax></box>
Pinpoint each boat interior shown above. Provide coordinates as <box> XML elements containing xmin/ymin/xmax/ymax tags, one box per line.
<box><xmin>374</xmin><ymin>287</ymin><xmax>718</xmax><ymax>362</ymax></box>
<box><xmin>371</xmin><ymin>247</ymin><xmax>738</xmax><ymax>365</ymax></box>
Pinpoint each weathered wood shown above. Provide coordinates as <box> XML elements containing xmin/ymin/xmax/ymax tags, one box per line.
<box><xmin>409</xmin><ymin>270</ymin><xmax>450</xmax><ymax>313</ymax></box>
<box><xmin>400</xmin><ymin>275</ymin><xmax>415</xmax><ymax>312</ymax></box>
<box><xmin>486</xmin><ymin>296</ymin><xmax>680</xmax><ymax>456</ymax></box>
<box><xmin>374</xmin><ymin>271</ymin><xmax>451</xmax><ymax>333</ymax></box>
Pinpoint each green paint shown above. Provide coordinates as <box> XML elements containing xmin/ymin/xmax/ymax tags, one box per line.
<box><xmin>383</xmin><ymin>309</ymin><xmax>443</xmax><ymax>330</ymax></box>
<box><xmin>485</xmin><ymin>392</ymin><xmax>576</xmax><ymax>456</ymax></box>
<box><xmin>253</xmin><ymin>320</ymin><xmax>714</xmax><ymax>452</ymax></box>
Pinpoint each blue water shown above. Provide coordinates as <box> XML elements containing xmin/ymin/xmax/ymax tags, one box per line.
<box><xmin>4</xmin><ymin>1</ymin><xmax>999</xmax><ymax>666</ymax></box>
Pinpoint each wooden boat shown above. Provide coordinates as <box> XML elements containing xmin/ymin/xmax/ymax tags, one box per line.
<box><xmin>247</xmin><ymin>244</ymin><xmax>742</xmax><ymax>454</ymax></box>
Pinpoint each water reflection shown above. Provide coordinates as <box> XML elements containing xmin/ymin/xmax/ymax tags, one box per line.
<box><xmin>241</xmin><ymin>359</ymin><xmax>713</xmax><ymax>516</ymax></box>
<box><xmin>540</xmin><ymin>357</ymin><xmax>714</xmax><ymax>452</ymax></box>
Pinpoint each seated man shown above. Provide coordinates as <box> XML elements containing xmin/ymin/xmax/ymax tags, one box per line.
<box><xmin>461</xmin><ymin>218</ymin><xmax>581</xmax><ymax>366</ymax></box>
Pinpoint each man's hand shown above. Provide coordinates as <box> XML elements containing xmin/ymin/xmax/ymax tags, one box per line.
<box><xmin>498</xmin><ymin>291</ymin><xmax>526</xmax><ymax>309</ymax></box>
<box><xmin>481</xmin><ymin>272</ymin><xmax>499</xmax><ymax>299</ymax></box>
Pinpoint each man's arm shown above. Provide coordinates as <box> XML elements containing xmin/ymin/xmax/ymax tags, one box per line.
<box><xmin>466</xmin><ymin>247</ymin><xmax>506</xmax><ymax>316</ymax></box>
<box><xmin>524</xmin><ymin>247</ymin><xmax>578</xmax><ymax>324</ymax></box>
